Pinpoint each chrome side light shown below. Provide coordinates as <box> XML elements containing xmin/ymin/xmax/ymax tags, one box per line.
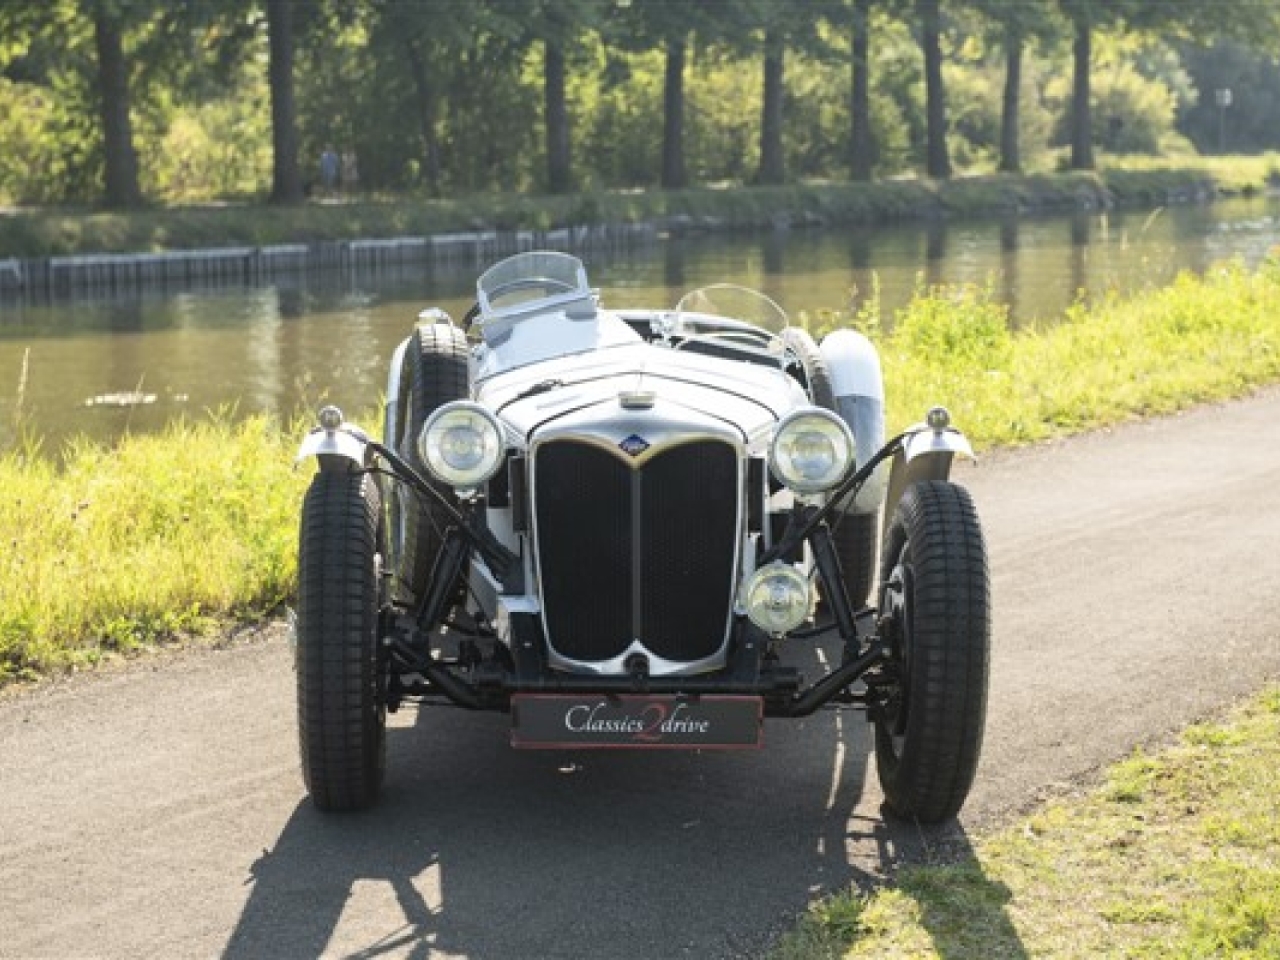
<box><xmin>318</xmin><ymin>405</ymin><xmax>344</xmax><ymax>431</ymax></box>
<box><xmin>417</xmin><ymin>401</ymin><xmax>505</xmax><ymax>494</ymax></box>
<box><xmin>769</xmin><ymin>407</ymin><xmax>855</xmax><ymax>494</ymax></box>
<box><xmin>926</xmin><ymin>405</ymin><xmax>952</xmax><ymax>431</ymax></box>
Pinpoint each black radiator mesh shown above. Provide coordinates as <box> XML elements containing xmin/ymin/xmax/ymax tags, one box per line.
<box><xmin>534</xmin><ymin>439</ymin><xmax>738</xmax><ymax>664</ymax></box>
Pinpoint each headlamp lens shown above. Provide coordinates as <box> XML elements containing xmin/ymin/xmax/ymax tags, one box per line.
<box><xmin>769</xmin><ymin>408</ymin><xmax>855</xmax><ymax>494</ymax></box>
<box><xmin>418</xmin><ymin>402</ymin><xmax>504</xmax><ymax>491</ymax></box>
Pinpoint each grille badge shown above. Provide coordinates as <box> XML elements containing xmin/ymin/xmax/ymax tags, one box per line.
<box><xmin>619</xmin><ymin>434</ymin><xmax>650</xmax><ymax>457</ymax></box>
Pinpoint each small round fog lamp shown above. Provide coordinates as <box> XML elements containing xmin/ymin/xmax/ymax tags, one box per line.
<box><xmin>742</xmin><ymin>562</ymin><xmax>813</xmax><ymax>635</ymax></box>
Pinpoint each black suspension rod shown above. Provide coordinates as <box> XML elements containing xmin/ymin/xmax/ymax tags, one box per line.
<box><xmin>761</xmin><ymin>432</ymin><xmax>905</xmax><ymax>565</ymax></box>
<box><xmin>772</xmin><ymin>643</ymin><xmax>885</xmax><ymax>718</ymax></box>
<box><xmin>809</xmin><ymin>523</ymin><xmax>858</xmax><ymax>642</ymax></box>
<box><xmin>363</xmin><ymin>436</ymin><xmax>519</xmax><ymax>581</ymax></box>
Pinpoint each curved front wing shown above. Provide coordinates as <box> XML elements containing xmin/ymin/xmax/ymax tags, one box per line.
<box><xmin>881</xmin><ymin>424</ymin><xmax>975</xmax><ymax>543</ymax></box>
<box><xmin>295</xmin><ymin>427</ymin><xmax>370</xmax><ymax>471</ymax></box>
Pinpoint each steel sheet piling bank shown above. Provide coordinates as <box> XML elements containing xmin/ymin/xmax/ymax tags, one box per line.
<box><xmin>1</xmin><ymin>223</ymin><xmax>656</xmax><ymax>304</ymax></box>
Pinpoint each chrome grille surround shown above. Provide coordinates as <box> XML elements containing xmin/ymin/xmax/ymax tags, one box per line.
<box><xmin>530</xmin><ymin>414</ymin><xmax>744</xmax><ymax>676</ymax></box>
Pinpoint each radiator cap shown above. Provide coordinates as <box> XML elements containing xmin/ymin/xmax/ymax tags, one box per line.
<box><xmin>619</xmin><ymin>389</ymin><xmax>656</xmax><ymax>409</ymax></box>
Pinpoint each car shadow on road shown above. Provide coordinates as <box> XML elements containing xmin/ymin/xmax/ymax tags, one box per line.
<box><xmin>845</xmin><ymin>815</ymin><xmax>1027</xmax><ymax>960</ymax></box>
<box><xmin>222</xmin><ymin>642</ymin><xmax>1027</xmax><ymax>959</ymax></box>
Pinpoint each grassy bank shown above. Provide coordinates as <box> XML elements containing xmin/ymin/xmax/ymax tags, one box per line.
<box><xmin>0</xmin><ymin>157</ymin><xmax>1276</xmax><ymax>259</ymax></box>
<box><xmin>818</xmin><ymin>256</ymin><xmax>1280</xmax><ymax>446</ymax></box>
<box><xmin>0</xmin><ymin>416</ymin><xmax>306</xmax><ymax>681</ymax></box>
<box><xmin>2</xmin><ymin>256</ymin><xmax>1280</xmax><ymax>682</ymax></box>
<box><xmin>775</xmin><ymin>685</ymin><xmax>1280</xmax><ymax>959</ymax></box>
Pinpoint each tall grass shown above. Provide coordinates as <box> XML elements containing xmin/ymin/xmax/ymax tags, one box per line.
<box><xmin>805</xmin><ymin>255</ymin><xmax>1280</xmax><ymax>446</ymax></box>
<box><xmin>3</xmin><ymin>258</ymin><xmax>1280</xmax><ymax>683</ymax></box>
<box><xmin>0</xmin><ymin>415</ymin><xmax>307</xmax><ymax>681</ymax></box>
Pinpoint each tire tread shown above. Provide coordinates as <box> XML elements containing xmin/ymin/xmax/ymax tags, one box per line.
<box><xmin>875</xmin><ymin>480</ymin><xmax>990</xmax><ymax>823</ymax></box>
<box><xmin>297</xmin><ymin>470</ymin><xmax>385</xmax><ymax>812</ymax></box>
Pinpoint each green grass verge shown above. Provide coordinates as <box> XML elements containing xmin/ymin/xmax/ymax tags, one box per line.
<box><xmin>0</xmin><ymin>415</ymin><xmax>307</xmax><ymax>681</ymax></box>
<box><xmin>774</xmin><ymin>686</ymin><xmax>1280</xmax><ymax>959</ymax></box>
<box><xmin>803</xmin><ymin>256</ymin><xmax>1280</xmax><ymax>445</ymax></box>
<box><xmin>2</xmin><ymin>255</ymin><xmax>1280</xmax><ymax>682</ymax></box>
<box><xmin>0</xmin><ymin>157</ymin><xmax>1275</xmax><ymax>258</ymax></box>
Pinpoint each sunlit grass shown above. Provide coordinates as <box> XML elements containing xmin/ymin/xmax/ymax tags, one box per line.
<box><xmin>1101</xmin><ymin>152</ymin><xmax>1280</xmax><ymax>195</ymax></box>
<box><xmin>804</xmin><ymin>255</ymin><xmax>1280</xmax><ymax>447</ymax></box>
<box><xmin>0</xmin><ymin>414</ymin><xmax>308</xmax><ymax>682</ymax></box>
<box><xmin>774</xmin><ymin>687</ymin><xmax>1280</xmax><ymax>959</ymax></box>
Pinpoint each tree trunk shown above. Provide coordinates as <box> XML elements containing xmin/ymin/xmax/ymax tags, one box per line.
<box><xmin>92</xmin><ymin>4</ymin><xmax>141</xmax><ymax>207</ymax></box>
<box><xmin>405</xmin><ymin>38</ymin><xmax>441</xmax><ymax>196</ymax></box>
<box><xmin>756</xmin><ymin>28</ymin><xmax>785</xmax><ymax>185</ymax></box>
<box><xmin>1070</xmin><ymin>12</ymin><xmax>1094</xmax><ymax>170</ymax></box>
<box><xmin>999</xmin><ymin>26</ymin><xmax>1022</xmax><ymax>173</ymax></box>
<box><xmin>921</xmin><ymin>0</ymin><xmax>951</xmax><ymax>179</ymax></box>
<box><xmin>850</xmin><ymin>0</ymin><xmax>873</xmax><ymax>181</ymax></box>
<box><xmin>266</xmin><ymin>0</ymin><xmax>302</xmax><ymax>203</ymax></box>
<box><xmin>661</xmin><ymin>36</ymin><xmax>686</xmax><ymax>190</ymax></box>
<box><xmin>545</xmin><ymin>40</ymin><xmax>571</xmax><ymax>194</ymax></box>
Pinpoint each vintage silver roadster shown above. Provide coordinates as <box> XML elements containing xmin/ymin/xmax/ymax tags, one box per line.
<box><xmin>295</xmin><ymin>251</ymin><xmax>990</xmax><ymax>822</ymax></box>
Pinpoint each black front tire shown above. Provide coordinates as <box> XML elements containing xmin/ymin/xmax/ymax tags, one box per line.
<box><xmin>874</xmin><ymin>480</ymin><xmax>990</xmax><ymax>823</ymax></box>
<box><xmin>297</xmin><ymin>470</ymin><xmax>386</xmax><ymax>812</ymax></box>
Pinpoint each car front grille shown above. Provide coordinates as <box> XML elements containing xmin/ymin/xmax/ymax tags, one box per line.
<box><xmin>534</xmin><ymin>438</ymin><xmax>740</xmax><ymax>665</ymax></box>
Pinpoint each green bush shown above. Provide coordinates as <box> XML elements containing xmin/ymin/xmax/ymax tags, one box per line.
<box><xmin>944</xmin><ymin>56</ymin><xmax>1056</xmax><ymax>173</ymax></box>
<box><xmin>1046</xmin><ymin>47</ymin><xmax>1182</xmax><ymax>156</ymax></box>
<box><xmin>575</xmin><ymin>47</ymin><xmax>664</xmax><ymax>189</ymax></box>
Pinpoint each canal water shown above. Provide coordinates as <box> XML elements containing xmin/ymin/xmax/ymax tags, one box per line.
<box><xmin>2</xmin><ymin>197</ymin><xmax>1278</xmax><ymax>449</ymax></box>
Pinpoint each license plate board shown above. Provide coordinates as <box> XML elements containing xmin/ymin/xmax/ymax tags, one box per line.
<box><xmin>511</xmin><ymin>694</ymin><xmax>763</xmax><ymax>750</ymax></box>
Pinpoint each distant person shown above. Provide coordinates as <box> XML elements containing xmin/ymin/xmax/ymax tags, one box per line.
<box><xmin>320</xmin><ymin>145</ymin><xmax>339</xmax><ymax>197</ymax></box>
<box><xmin>341</xmin><ymin>149</ymin><xmax>359</xmax><ymax>195</ymax></box>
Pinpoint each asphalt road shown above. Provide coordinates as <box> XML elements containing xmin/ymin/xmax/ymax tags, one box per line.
<box><xmin>3</xmin><ymin>389</ymin><xmax>1279</xmax><ymax>960</ymax></box>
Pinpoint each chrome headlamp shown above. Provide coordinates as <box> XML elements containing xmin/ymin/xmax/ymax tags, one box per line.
<box><xmin>769</xmin><ymin>408</ymin><xmax>855</xmax><ymax>494</ymax></box>
<box><xmin>417</xmin><ymin>401</ymin><xmax>505</xmax><ymax>493</ymax></box>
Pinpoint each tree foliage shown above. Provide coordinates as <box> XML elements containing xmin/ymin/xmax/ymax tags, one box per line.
<box><xmin>2</xmin><ymin>0</ymin><xmax>1279</xmax><ymax>206</ymax></box>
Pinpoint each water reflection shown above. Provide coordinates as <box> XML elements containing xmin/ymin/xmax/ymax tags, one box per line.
<box><xmin>763</xmin><ymin>230</ymin><xmax>786</xmax><ymax>275</ymax></box>
<box><xmin>998</xmin><ymin>219</ymin><xmax>1019</xmax><ymax>322</ymax></box>
<box><xmin>662</xmin><ymin>237</ymin><xmax>686</xmax><ymax>291</ymax></box>
<box><xmin>1070</xmin><ymin>212</ymin><xmax>1091</xmax><ymax>302</ymax></box>
<box><xmin>2</xmin><ymin>197</ymin><xmax>1278</xmax><ymax>448</ymax></box>
<box><xmin>924</xmin><ymin>220</ymin><xmax>947</xmax><ymax>287</ymax></box>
